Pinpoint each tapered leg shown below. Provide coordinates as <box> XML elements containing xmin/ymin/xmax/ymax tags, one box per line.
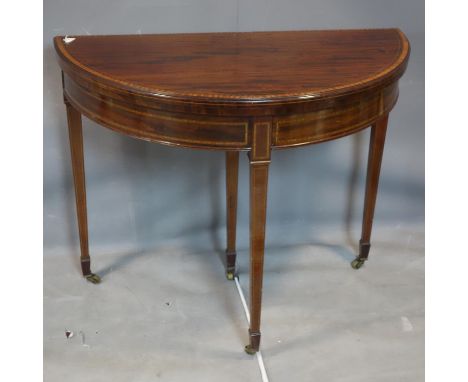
<box><xmin>245</xmin><ymin>120</ymin><xmax>271</xmax><ymax>354</ymax></box>
<box><xmin>351</xmin><ymin>115</ymin><xmax>389</xmax><ymax>269</ymax></box>
<box><xmin>65</xmin><ymin>100</ymin><xmax>101</xmax><ymax>283</ymax></box>
<box><xmin>225</xmin><ymin>151</ymin><xmax>239</xmax><ymax>280</ymax></box>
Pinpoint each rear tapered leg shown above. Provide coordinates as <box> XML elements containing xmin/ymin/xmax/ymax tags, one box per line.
<box><xmin>245</xmin><ymin>120</ymin><xmax>271</xmax><ymax>354</ymax></box>
<box><xmin>65</xmin><ymin>100</ymin><xmax>101</xmax><ymax>283</ymax></box>
<box><xmin>351</xmin><ymin>115</ymin><xmax>389</xmax><ymax>269</ymax></box>
<box><xmin>225</xmin><ymin>151</ymin><xmax>239</xmax><ymax>280</ymax></box>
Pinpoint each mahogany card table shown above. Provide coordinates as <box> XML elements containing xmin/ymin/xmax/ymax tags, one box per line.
<box><xmin>54</xmin><ymin>29</ymin><xmax>410</xmax><ymax>354</ymax></box>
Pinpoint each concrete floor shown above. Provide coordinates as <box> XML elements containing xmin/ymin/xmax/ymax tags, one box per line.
<box><xmin>44</xmin><ymin>223</ymin><xmax>424</xmax><ymax>381</ymax></box>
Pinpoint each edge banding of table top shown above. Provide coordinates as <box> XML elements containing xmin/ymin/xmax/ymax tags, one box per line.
<box><xmin>54</xmin><ymin>29</ymin><xmax>410</xmax><ymax>106</ymax></box>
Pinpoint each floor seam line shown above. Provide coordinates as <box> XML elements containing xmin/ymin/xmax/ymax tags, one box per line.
<box><xmin>234</xmin><ymin>276</ymin><xmax>269</xmax><ymax>382</ymax></box>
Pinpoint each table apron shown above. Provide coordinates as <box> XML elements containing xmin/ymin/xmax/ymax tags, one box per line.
<box><xmin>63</xmin><ymin>73</ymin><xmax>399</xmax><ymax>150</ymax></box>
<box><xmin>272</xmin><ymin>81</ymin><xmax>399</xmax><ymax>148</ymax></box>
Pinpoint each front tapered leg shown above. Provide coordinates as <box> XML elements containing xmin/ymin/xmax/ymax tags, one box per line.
<box><xmin>352</xmin><ymin>115</ymin><xmax>389</xmax><ymax>269</ymax></box>
<box><xmin>65</xmin><ymin>100</ymin><xmax>101</xmax><ymax>283</ymax></box>
<box><xmin>245</xmin><ymin>120</ymin><xmax>271</xmax><ymax>354</ymax></box>
<box><xmin>225</xmin><ymin>151</ymin><xmax>239</xmax><ymax>280</ymax></box>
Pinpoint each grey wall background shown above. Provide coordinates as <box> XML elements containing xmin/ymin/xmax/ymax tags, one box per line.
<box><xmin>43</xmin><ymin>0</ymin><xmax>424</xmax><ymax>256</ymax></box>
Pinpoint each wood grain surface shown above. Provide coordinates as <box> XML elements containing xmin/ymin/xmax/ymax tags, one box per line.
<box><xmin>55</xmin><ymin>29</ymin><xmax>409</xmax><ymax>103</ymax></box>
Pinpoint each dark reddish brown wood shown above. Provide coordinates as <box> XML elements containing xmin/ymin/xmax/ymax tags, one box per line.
<box><xmin>55</xmin><ymin>30</ymin><xmax>408</xmax><ymax>104</ymax></box>
<box><xmin>65</xmin><ymin>100</ymin><xmax>101</xmax><ymax>284</ymax></box>
<box><xmin>357</xmin><ymin>115</ymin><xmax>389</xmax><ymax>263</ymax></box>
<box><xmin>54</xmin><ymin>30</ymin><xmax>409</xmax><ymax>150</ymax></box>
<box><xmin>273</xmin><ymin>81</ymin><xmax>398</xmax><ymax>148</ymax></box>
<box><xmin>245</xmin><ymin>119</ymin><xmax>272</xmax><ymax>354</ymax></box>
<box><xmin>65</xmin><ymin>101</ymin><xmax>91</xmax><ymax>276</ymax></box>
<box><xmin>54</xmin><ymin>29</ymin><xmax>410</xmax><ymax>352</ymax></box>
<box><xmin>225</xmin><ymin>151</ymin><xmax>239</xmax><ymax>278</ymax></box>
<box><xmin>62</xmin><ymin>73</ymin><xmax>249</xmax><ymax>150</ymax></box>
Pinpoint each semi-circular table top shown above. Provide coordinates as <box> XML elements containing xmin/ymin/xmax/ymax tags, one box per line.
<box><xmin>55</xmin><ymin>29</ymin><xmax>410</xmax><ymax>150</ymax></box>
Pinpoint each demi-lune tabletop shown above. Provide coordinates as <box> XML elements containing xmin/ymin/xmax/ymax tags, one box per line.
<box><xmin>55</xmin><ymin>29</ymin><xmax>408</xmax><ymax>103</ymax></box>
<box><xmin>55</xmin><ymin>29</ymin><xmax>410</xmax><ymax>355</ymax></box>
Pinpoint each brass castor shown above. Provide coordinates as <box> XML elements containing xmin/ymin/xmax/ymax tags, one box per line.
<box><xmin>244</xmin><ymin>344</ymin><xmax>257</xmax><ymax>355</ymax></box>
<box><xmin>85</xmin><ymin>273</ymin><xmax>101</xmax><ymax>284</ymax></box>
<box><xmin>351</xmin><ymin>258</ymin><xmax>365</xmax><ymax>270</ymax></box>
<box><xmin>226</xmin><ymin>271</ymin><xmax>235</xmax><ymax>281</ymax></box>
